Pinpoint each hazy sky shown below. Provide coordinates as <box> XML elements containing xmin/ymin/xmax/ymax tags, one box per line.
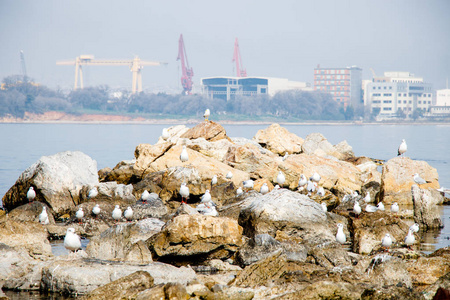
<box><xmin>1</xmin><ymin>0</ymin><xmax>449</xmax><ymax>93</ymax></box>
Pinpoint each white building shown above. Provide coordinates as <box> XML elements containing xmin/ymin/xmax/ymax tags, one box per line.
<box><xmin>201</xmin><ymin>76</ymin><xmax>311</xmax><ymax>101</ymax></box>
<box><xmin>365</xmin><ymin>72</ymin><xmax>433</xmax><ymax>119</ymax></box>
<box><xmin>429</xmin><ymin>89</ymin><xmax>450</xmax><ymax>117</ymax></box>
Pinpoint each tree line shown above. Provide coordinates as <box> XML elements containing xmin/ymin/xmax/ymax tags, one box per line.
<box><xmin>0</xmin><ymin>75</ymin><xmax>357</xmax><ymax>120</ymax></box>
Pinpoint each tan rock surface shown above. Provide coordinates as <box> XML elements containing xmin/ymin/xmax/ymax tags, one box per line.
<box><xmin>180</xmin><ymin>120</ymin><xmax>230</xmax><ymax>142</ymax></box>
<box><xmin>253</xmin><ymin>123</ymin><xmax>303</xmax><ymax>155</ymax></box>
<box><xmin>407</xmin><ymin>256</ymin><xmax>450</xmax><ymax>285</ymax></box>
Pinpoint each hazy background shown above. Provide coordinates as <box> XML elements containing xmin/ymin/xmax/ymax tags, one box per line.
<box><xmin>0</xmin><ymin>0</ymin><xmax>449</xmax><ymax>93</ymax></box>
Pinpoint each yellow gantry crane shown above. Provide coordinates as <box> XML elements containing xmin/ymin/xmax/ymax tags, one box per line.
<box><xmin>56</xmin><ymin>55</ymin><xmax>167</xmax><ymax>94</ymax></box>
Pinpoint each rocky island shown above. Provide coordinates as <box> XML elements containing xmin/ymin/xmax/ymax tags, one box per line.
<box><xmin>0</xmin><ymin>121</ymin><xmax>448</xmax><ymax>300</ymax></box>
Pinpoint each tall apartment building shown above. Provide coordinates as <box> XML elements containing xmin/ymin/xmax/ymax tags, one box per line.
<box><xmin>365</xmin><ymin>72</ymin><xmax>433</xmax><ymax>119</ymax></box>
<box><xmin>313</xmin><ymin>66</ymin><xmax>362</xmax><ymax>108</ymax></box>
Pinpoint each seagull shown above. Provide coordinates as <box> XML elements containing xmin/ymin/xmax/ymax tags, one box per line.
<box><xmin>204</xmin><ymin>108</ymin><xmax>211</xmax><ymax>121</ymax></box>
<box><xmin>201</xmin><ymin>189</ymin><xmax>212</xmax><ymax>203</ymax></box>
<box><xmin>410</xmin><ymin>223</ymin><xmax>419</xmax><ymax>233</ymax></box>
<box><xmin>353</xmin><ymin>201</ymin><xmax>361</xmax><ymax>218</ymax></box>
<box><xmin>307</xmin><ymin>180</ymin><xmax>317</xmax><ymax>194</ymax></box>
<box><xmin>398</xmin><ymin>139</ymin><xmax>407</xmax><ymax>157</ymax></box>
<box><xmin>298</xmin><ymin>174</ymin><xmax>307</xmax><ymax>188</ymax></box>
<box><xmin>382</xmin><ymin>233</ymin><xmax>392</xmax><ymax>250</ymax></box>
<box><xmin>276</xmin><ymin>171</ymin><xmax>286</xmax><ymax>187</ymax></box>
<box><xmin>342</xmin><ymin>194</ymin><xmax>351</xmax><ymax>203</ymax></box>
<box><xmin>236</xmin><ymin>187</ymin><xmax>243</xmax><ymax>196</ymax></box>
<box><xmin>317</xmin><ymin>187</ymin><xmax>325</xmax><ymax>197</ymax></box>
<box><xmin>405</xmin><ymin>228</ymin><xmax>415</xmax><ymax>250</ymax></box>
<box><xmin>437</xmin><ymin>187</ymin><xmax>450</xmax><ymax>195</ymax></box>
<box><xmin>180</xmin><ymin>182</ymin><xmax>190</xmax><ymax>204</ymax></box>
<box><xmin>243</xmin><ymin>180</ymin><xmax>254</xmax><ymax>192</ymax></box>
<box><xmin>211</xmin><ymin>175</ymin><xmax>218</xmax><ymax>187</ymax></box>
<box><xmin>377</xmin><ymin>202</ymin><xmax>385</xmax><ymax>211</ymax></box>
<box><xmin>226</xmin><ymin>171</ymin><xmax>233</xmax><ymax>180</ymax></box>
<box><xmin>310</xmin><ymin>172</ymin><xmax>321</xmax><ymax>183</ymax></box>
<box><xmin>197</xmin><ymin>201</ymin><xmax>218</xmax><ymax>216</ymax></box>
<box><xmin>180</xmin><ymin>145</ymin><xmax>189</xmax><ymax>162</ymax></box>
<box><xmin>27</xmin><ymin>187</ymin><xmax>36</xmax><ymax>202</ymax></box>
<box><xmin>391</xmin><ymin>202</ymin><xmax>399</xmax><ymax>214</ymax></box>
<box><xmin>273</xmin><ymin>184</ymin><xmax>280</xmax><ymax>190</ymax></box>
<box><xmin>413</xmin><ymin>173</ymin><xmax>430</xmax><ymax>186</ymax></box>
<box><xmin>88</xmin><ymin>187</ymin><xmax>98</xmax><ymax>199</ymax></box>
<box><xmin>124</xmin><ymin>206</ymin><xmax>133</xmax><ymax>222</ymax></box>
<box><xmin>365</xmin><ymin>204</ymin><xmax>378</xmax><ymax>213</ymax></box>
<box><xmin>64</xmin><ymin>228</ymin><xmax>82</xmax><ymax>253</ymax></box>
<box><xmin>336</xmin><ymin>223</ymin><xmax>346</xmax><ymax>244</ymax></box>
<box><xmin>75</xmin><ymin>207</ymin><xmax>84</xmax><ymax>224</ymax></box>
<box><xmin>321</xmin><ymin>202</ymin><xmax>327</xmax><ymax>212</ymax></box>
<box><xmin>92</xmin><ymin>204</ymin><xmax>101</xmax><ymax>218</ymax></box>
<box><xmin>140</xmin><ymin>190</ymin><xmax>150</xmax><ymax>203</ymax></box>
<box><xmin>364</xmin><ymin>193</ymin><xmax>371</xmax><ymax>203</ymax></box>
<box><xmin>351</xmin><ymin>191</ymin><xmax>360</xmax><ymax>201</ymax></box>
<box><xmin>162</xmin><ymin>128</ymin><xmax>170</xmax><ymax>140</ymax></box>
<box><xmin>282</xmin><ymin>152</ymin><xmax>289</xmax><ymax>161</ymax></box>
<box><xmin>39</xmin><ymin>207</ymin><xmax>49</xmax><ymax>225</ymax></box>
<box><xmin>260</xmin><ymin>183</ymin><xmax>269</xmax><ymax>195</ymax></box>
<box><xmin>112</xmin><ymin>205</ymin><xmax>122</xmax><ymax>223</ymax></box>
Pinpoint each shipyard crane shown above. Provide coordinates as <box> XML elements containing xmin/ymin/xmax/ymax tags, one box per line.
<box><xmin>20</xmin><ymin>50</ymin><xmax>28</xmax><ymax>82</ymax></box>
<box><xmin>177</xmin><ymin>34</ymin><xmax>194</xmax><ymax>95</ymax></box>
<box><xmin>232</xmin><ymin>38</ymin><xmax>247</xmax><ymax>77</ymax></box>
<box><xmin>56</xmin><ymin>55</ymin><xmax>167</xmax><ymax>94</ymax></box>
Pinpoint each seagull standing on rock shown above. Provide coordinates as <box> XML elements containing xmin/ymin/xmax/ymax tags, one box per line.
<box><xmin>39</xmin><ymin>207</ymin><xmax>49</xmax><ymax>225</ymax></box>
<box><xmin>211</xmin><ymin>175</ymin><xmax>217</xmax><ymax>187</ymax></box>
<box><xmin>201</xmin><ymin>190</ymin><xmax>212</xmax><ymax>203</ymax></box>
<box><xmin>140</xmin><ymin>190</ymin><xmax>150</xmax><ymax>203</ymax></box>
<box><xmin>162</xmin><ymin>128</ymin><xmax>170</xmax><ymax>140</ymax></box>
<box><xmin>336</xmin><ymin>223</ymin><xmax>346</xmax><ymax>244</ymax></box>
<box><xmin>405</xmin><ymin>228</ymin><xmax>415</xmax><ymax>250</ymax></box>
<box><xmin>203</xmin><ymin>108</ymin><xmax>210</xmax><ymax>121</ymax></box>
<box><xmin>310</xmin><ymin>172</ymin><xmax>321</xmax><ymax>183</ymax></box>
<box><xmin>298</xmin><ymin>174</ymin><xmax>307</xmax><ymax>189</ymax></box>
<box><xmin>27</xmin><ymin>187</ymin><xmax>36</xmax><ymax>202</ymax></box>
<box><xmin>277</xmin><ymin>171</ymin><xmax>286</xmax><ymax>187</ymax></box>
<box><xmin>391</xmin><ymin>202</ymin><xmax>399</xmax><ymax>215</ymax></box>
<box><xmin>226</xmin><ymin>171</ymin><xmax>233</xmax><ymax>180</ymax></box>
<box><xmin>92</xmin><ymin>204</ymin><xmax>101</xmax><ymax>218</ymax></box>
<box><xmin>260</xmin><ymin>183</ymin><xmax>269</xmax><ymax>195</ymax></box>
<box><xmin>353</xmin><ymin>201</ymin><xmax>361</xmax><ymax>218</ymax></box>
<box><xmin>236</xmin><ymin>187</ymin><xmax>243</xmax><ymax>196</ymax></box>
<box><xmin>365</xmin><ymin>204</ymin><xmax>378</xmax><ymax>213</ymax></box>
<box><xmin>321</xmin><ymin>202</ymin><xmax>327</xmax><ymax>212</ymax></box>
<box><xmin>377</xmin><ymin>202</ymin><xmax>385</xmax><ymax>211</ymax></box>
<box><xmin>180</xmin><ymin>146</ymin><xmax>189</xmax><ymax>163</ymax></box>
<box><xmin>243</xmin><ymin>180</ymin><xmax>254</xmax><ymax>192</ymax></box>
<box><xmin>75</xmin><ymin>208</ymin><xmax>84</xmax><ymax>224</ymax></box>
<box><xmin>364</xmin><ymin>193</ymin><xmax>371</xmax><ymax>203</ymax></box>
<box><xmin>410</xmin><ymin>223</ymin><xmax>420</xmax><ymax>233</ymax></box>
<box><xmin>64</xmin><ymin>228</ymin><xmax>82</xmax><ymax>253</ymax></box>
<box><xmin>112</xmin><ymin>205</ymin><xmax>122</xmax><ymax>223</ymax></box>
<box><xmin>317</xmin><ymin>187</ymin><xmax>325</xmax><ymax>197</ymax></box>
<box><xmin>413</xmin><ymin>173</ymin><xmax>430</xmax><ymax>187</ymax></box>
<box><xmin>124</xmin><ymin>207</ymin><xmax>133</xmax><ymax>222</ymax></box>
<box><xmin>88</xmin><ymin>187</ymin><xmax>98</xmax><ymax>199</ymax></box>
<box><xmin>382</xmin><ymin>233</ymin><xmax>393</xmax><ymax>251</ymax></box>
<box><xmin>398</xmin><ymin>139</ymin><xmax>407</xmax><ymax>157</ymax></box>
<box><xmin>180</xmin><ymin>183</ymin><xmax>190</xmax><ymax>204</ymax></box>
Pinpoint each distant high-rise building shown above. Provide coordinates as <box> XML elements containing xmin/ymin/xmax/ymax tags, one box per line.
<box><xmin>313</xmin><ymin>66</ymin><xmax>362</xmax><ymax>108</ymax></box>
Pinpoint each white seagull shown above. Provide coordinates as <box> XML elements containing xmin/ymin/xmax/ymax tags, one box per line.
<box><xmin>92</xmin><ymin>204</ymin><xmax>101</xmax><ymax>218</ymax></box>
<box><xmin>204</xmin><ymin>108</ymin><xmax>211</xmax><ymax>121</ymax></box>
<box><xmin>88</xmin><ymin>187</ymin><xmax>98</xmax><ymax>199</ymax></box>
<box><xmin>336</xmin><ymin>223</ymin><xmax>346</xmax><ymax>244</ymax></box>
<box><xmin>317</xmin><ymin>187</ymin><xmax>325</xmax><ymax>197</ymax></box>
<box><xmin>364</xmin><ymin>193</ymin><xmax>371</xmax><ymax>203</ymax></box>
<box><xmin>276</xmin><ymin>171</ymin><xmax>286</xmax><ymax>187</ymax></box>
<box><xmin>410</xmin><ymin>223</ymin><xmax>420</xmax><ymax>233</ymax></box>
<box><xmin>201</xmin><ymin>189</ymin><xmax>212</xmax><ymax>203</ymax></box>
<box><xmin>405</xmin><ymin>228</ymin><xmax>415</xmax><ymax>250</ymax></box>
<box><xmin>353</xmin><ymin>201</ymin><xmax>361</xmax><ymax>217</ymax></box>
<box><xmin>298</xmin><ymin>174</ymin><xmax>307</xmax><ymax>189</ymax></box>
<box><xmin>413</xmin><ymin>173</ymin><xmax>430</xmax><ymax>186</ymax></box>
<box><xmin>398</xmin><ymin>139</ymin><xmax>407</xmax><ymax>157</ymax></box>
<box><xmin>243</xmin><ymin>180</ymin><xmax>254</xmax><ymax>192</ymax></box>
<box><xmin>112</xmin><ymin>205</ymin><xmax>122</xmax><ymax>223</ymax></box>
<box><xmin>310</xmin><ymin>172</ymin><xmax>321</xmax><ymax>183</ymax></box>
<box><xmin>321</xmin><ymin>202</ymin><xmax>327</xmax><ymax>212</ymax></box>
<box><xmin>180</xmin><ymin>145</ymin><xmax>189</xmax><ymax>162</ymax></box>
<box><xmin>273</xmin><ymin>184</ymin><xmax>280</xmax><ymax>190</ymax></box>
<box><xmin>211</xmin><ymin>175</ymin><xmax>218</xmax><ymax>186</ymax></box>
<box><xmin>236</xmin><ymin>187</ymin><xmax>243</xmax><ymax>196</ymax></box>
<box><xmin>141</xmin><ymin>190</ymin><xmax>151</xmax><ymax>203</ymax></box>
<box><xmin>377</xmin><ymin>202</ymin><xmax>385</xmax><ymax>211</ymax></box>
<box><xmin>124</xmin><ymin>206</ymin><xmax>133</xmax><ymax>221</ymax></box>
<box><xmin>75</xmin><ymin>207</ymin><xmax>84</xmax><ymax>224</ymax></box>
<box><xmin>382</xmin><ymin>233</ymin><xmax>393</xmax><ymax>250</ymax></box>
<box><xmin>260</xmin><ymin>183</ymin><xmax>269</xmax><ymax>195</ymax></box>
<box><xmin>39</xmin><ymin>207</ymin><xmax>49</xmax><ymax>225</ymax></box>
<box><xmin>226</xmin><ymin>171</ymin><xmax>233</xmax><ymax>180</ymax></box>
<box><xmin>180</xmin><ymin>182</ymin><xmax>190</xmax><ymax>204</ymax></box>
<box><xmin>365</xmin><ymin>204</ymin><xmax>378</xmax><ymax>213</ymax></box>
<box><xmin>307</xmin><ymin>180</ymin><xmax>317</xmax><ymax>194</ymax></box>
<box><xmin>162</xmin><ymin>128</ymin><xmax>170</xmax><ymax>140</ymax></box>
<box><xmin>391</xmin><ymin>202</ymin><xmax>399</xmax><ymax>214</ymax></box>
<box><xmin>27</xmin><ymin>187</ymin><xmax>36</xmax><ymax>202</ymax></box>
<box><xmin>64</xmin><ymin>228</ymin><xmax>82</xmax><ymax>253</ymax></box>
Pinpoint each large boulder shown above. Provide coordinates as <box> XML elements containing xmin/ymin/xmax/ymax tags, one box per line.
<box><xmin>253</xmin><ymin>123</ymin><xmax>303</xmax><ymax>155</ymax></box>
<box><xmin>156</xmin><ymin>125</ymin><xmax>189</xmax><ymax>145</ymax></box>
<box><xmin>41</xmin><ymin>260</ymin><xmax>196</xmax><ymax>295</ymax></box>
<box><xmin>412</xmin><ymin>185</ymin><xmax>444</xmax><ymax>229</ymax></box>
<box><xmin>379</xmin><ymin>157</ymin><xmax>439</xmax><ymax>205</ymax></box>
<box><xmin>238</xmin><ymin>189</ymin><xmax>329</xmax><ymax>239</ymax></box>
<box><xmin>2</xmin><ymin>151</ymin><xmax>99</xmax><ymax>214</ymax></box>
<box><xmin>86</xmin><ymin>218</ymin><xmax>165</xmax><ymax>262</ymax></box>
<box><xmin>301</xmin><ymin>132</ymin><xmax>338</xmax><ymax>158</ymax></box>
<box><xmin>175</xmin><ymin>137</ymin><xmax>234</xmax><ymax>162</ymax></box>
<box><xmin>147</xmin><ymin>214</ymin><xmax>243</xmax><ymax>263</ymax></box>
<box><xmin>100</xmin><ymin>159</ymin><xmax>138</xmax><ymax>184</ymax></box>
<box><xmin>180</xmin><ymin>120</ymin><xmax>230</xmax><ymax>142</ymax></box>
<box><xmin>7</xmin><ymin>201</ymin><xmax>56</xmax><ymax>225</ymax></box>
<box><xmin>407</xmin><ymin>256</ymin><xmax>450</xmax><ymax>286</ymax></box>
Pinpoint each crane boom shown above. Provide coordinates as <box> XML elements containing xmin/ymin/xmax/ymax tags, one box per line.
<box><xmin>232</xmin><ymin>38</ymin><xmax>247</xmax><ymax>77</ymax></box>
<box><xmin>177</xmin><ymin>34</ymin><xmax>194</xmax><ymax>95</ymax></box>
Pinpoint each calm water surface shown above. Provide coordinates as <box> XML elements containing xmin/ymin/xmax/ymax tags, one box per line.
<box><xmin>1</xmin><ymin>123</ymin><xmax>449</xmax><ymax>252</ymax></box>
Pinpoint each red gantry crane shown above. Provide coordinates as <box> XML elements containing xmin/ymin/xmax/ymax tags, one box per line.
<box><xmin>232</xmin><ymin>38</ymin><xmax>247</xmax><ymax>77</ymax></box>
<box><xmin>177</xmin><ymin>34</ymin><xmax>194</xmax><ymax>95</ymax></box>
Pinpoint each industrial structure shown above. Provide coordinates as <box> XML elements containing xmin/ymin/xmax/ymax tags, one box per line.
<box><xmin>20</xmin><ymin>50</ymin><xmax>27</xmax><ymax>83</ymax></box>
<box><xmin>201</xmin><ymin>76</ymin><xmax>310</xmax><ymax>100</ymax></box>
<box><xmin>177</xmin><ymin>34</ymin><xmax>194</xmax><ymax>95</ymax></box>
<box><xmin>232</xmin><ymin>38</ymin><xmax>247</xmax><ymax>78</ymax></box>
<box><xmin>56</xmin><ymin>55</ymin><xmax>167</xmax><ymax>94</ymax></box>
<box><xmin>313</xmin><ymin>65</ymin><xmax>362</xmax><ymax>108</ymax></box>
<box><xmin>364</xmin><ymin>71</ymin><xmax>434</xmax><ymax>119</ymax></box>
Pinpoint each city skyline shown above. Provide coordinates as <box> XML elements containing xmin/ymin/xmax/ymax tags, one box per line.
<box><xmin>0</xmin><ymin>0</ymin><xmax>449</xmax><ymax>93</ymax></box>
